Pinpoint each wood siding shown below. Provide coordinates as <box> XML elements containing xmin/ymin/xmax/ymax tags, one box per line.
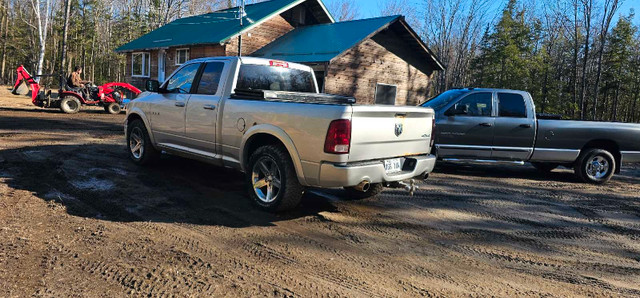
<box><xmin>225</xmin><ymin>15</ymin><xmax>294</xmax><ymax>56</ymax></box>
<box><xmin>324</xmin><ymin>38</ymin><xmax>434</xmax><ymax>106</ymax></box>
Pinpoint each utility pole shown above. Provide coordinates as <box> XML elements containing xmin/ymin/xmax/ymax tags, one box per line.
<box><xmin>60</xmin><ymin>0</ymin><xmax>71</xmax><ymax>78</ymax></box>
<box><xmin>237</xmin><ymin>0</ymin><xmax>245</xmax><ymax>56</ymax></box>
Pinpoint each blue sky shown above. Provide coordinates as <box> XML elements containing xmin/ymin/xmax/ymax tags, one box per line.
<box><xmin>323</xmin><ymin>0</ymin><xmax>640</xmax><ymax>24</ymax></box>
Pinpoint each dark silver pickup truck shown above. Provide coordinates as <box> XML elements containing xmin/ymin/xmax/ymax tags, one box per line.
<box><xmin>421</xmin><ymin>88</ymin><xmax>640</xmax><ymax>184</ymax></box>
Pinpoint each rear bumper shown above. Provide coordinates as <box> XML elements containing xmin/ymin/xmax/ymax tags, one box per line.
<box><xmin>317</xmin><ymin>154</ymin><xmax>437</xmax><ymax>188</ymax></box>
<box><xmin>621</xmin><ymin>151</ymin><xmax>640</xmax><ymax>163</ymax></box>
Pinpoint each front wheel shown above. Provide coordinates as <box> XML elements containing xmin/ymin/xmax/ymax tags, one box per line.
<box><xmin>126</xmin><ymin>119</ymin><xmax>160</xmax><ymax>165</ymax></box>
<box><xmin>247</xmin><ymin>145</ymin><xmax>304</xmax><ymax>212</ymax></box>
<box><xmin>105</xmin><ymin>102</ymin><xmax>122</xmax><ymax>114</ymax></box>
<box><xmin>60</xmin><ymin>96</ymin><xmax>81</xmax><ymax>114</ymax></box>
<box><xmin>574</xmin><ymin>148</ymin><xmax>616</xmax><ymax>184</ymax></box>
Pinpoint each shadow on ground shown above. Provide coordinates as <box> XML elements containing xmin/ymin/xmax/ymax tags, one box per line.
<box><xmin>0</xmin><ymin>143</ymin><xmax>338</xmax><ymax>228</ymax></box>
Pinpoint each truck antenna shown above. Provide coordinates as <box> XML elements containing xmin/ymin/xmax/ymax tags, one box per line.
<box><xmin>237</xmin><ymin>0</ymin><xmax>246</xmax><ymax>57</ymax></box>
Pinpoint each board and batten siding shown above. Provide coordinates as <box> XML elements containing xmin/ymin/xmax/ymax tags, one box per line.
<box><xmin>324</xmin><ymin>38</ymin><xmax>434</xmax><ymax>106</ymax></box>
<box><xmin>226</xmin><ymin>15</ymin><xmax>294</xmax><ymax>56</ymax></box>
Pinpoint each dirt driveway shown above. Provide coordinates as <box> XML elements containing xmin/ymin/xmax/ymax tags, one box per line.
<box><xmin>1</xmin><ymin>88</ymin><xmax>639</xmax><ymax>297</ymax></box>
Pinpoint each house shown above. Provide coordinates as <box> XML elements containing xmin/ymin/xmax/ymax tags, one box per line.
<box><xmin>115</xmin><ymin>0</ymin><xmax>334</xmax><ymax>87</ymax></box>
<box><xmin>116</xmin><ymin>0</ymin><xmax>444</xmax><ymax>105</ymax></box>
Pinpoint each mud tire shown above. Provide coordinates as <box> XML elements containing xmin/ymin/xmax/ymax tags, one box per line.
<box><xmin>247</xmin><ymin>145</ymin><xmax>304</xmax><ymax>212</ymax></box>
<box><xmin>60</xmin><ymin>96</ymin><xmax>81</xmax><ymax>114</ymax></box>
<box><xmin>574</xmin><ymin>148</ymin><xmax>616</xmax><ymax>184</ymax></box>
<box><xmin>126</xmin><ymin>119</ymin><xmax>160</xmax><ymax>165</ymax></box>
<box><xmin>105</xmin><ymin>103</ymin><xmax>121</xmax><ymax>114</ymax></box>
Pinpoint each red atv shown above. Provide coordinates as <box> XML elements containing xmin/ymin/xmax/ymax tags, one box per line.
<box><xmin>11</xmin><ymin>65</ymin><xmax>141</xmax><ymax>114</ymax></box>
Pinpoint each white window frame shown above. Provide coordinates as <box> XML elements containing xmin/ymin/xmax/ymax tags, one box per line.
<box><xmin>175</xmin><ymin>48</ymin><xmax>190</xmax><ymax>65</ymax></box>
<box><xmin>375</xmin><ymin>83</ymin><xmax>397</xmax><ymax>105</ymax></box>
<box><xmin>131</xmin><ymin>52</ymin><xmax>150</xmax><ymax>78</ymax></box>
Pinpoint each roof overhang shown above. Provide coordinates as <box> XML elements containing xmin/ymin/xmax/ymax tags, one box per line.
<box><xmin>222</xmin><ymin>0</ymin><xmax>334</xmax><ymax>44</ymax></box>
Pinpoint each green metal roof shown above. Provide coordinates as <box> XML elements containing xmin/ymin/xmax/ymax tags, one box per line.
<box><xmin>253</xmin><ymin>15</ymin><xmax>401</xmax><ymax>63</ymax></box>
<box><xmin>116</xmin><ymin>0</ymin><xmax>333</xmax><ymax>52</ymax></box>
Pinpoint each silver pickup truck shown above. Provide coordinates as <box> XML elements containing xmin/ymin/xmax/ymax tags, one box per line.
<box><xmin>125</xmin><ymin>57</ymin><xmax>436</xmax><ymax>211</ymax></box>
<box><xmin>421</xmin><ymin>88</ymin><xmax>640</xmax><ymax>184</ymax></box>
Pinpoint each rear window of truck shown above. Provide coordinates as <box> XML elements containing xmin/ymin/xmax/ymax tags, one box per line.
<box><xmin>236</xmin><ymin>64</ymin><xmax>316</xmax><ymax>93</ymax></box>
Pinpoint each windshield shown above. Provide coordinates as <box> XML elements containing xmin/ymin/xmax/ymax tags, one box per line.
<box><xmin>420</xmin><ymin>90</ymin><xmax>469</xmax><ymax>111</ymax></box>
<box><xmin>236</xmin><ymin>64</ymin><xmax>316</xmax><ymax>93</ymax></box>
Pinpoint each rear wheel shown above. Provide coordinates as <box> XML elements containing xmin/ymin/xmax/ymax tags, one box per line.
<box><xmin>105</xmin><ymin>102</ymin><xmax>121</xmax><ymax>114</ymax></box>
<box><xmin>343</xmin><ymin>183</ymin><xmax>384</xmax><ymax>200</ymax></box>
<box><xmin>60</xmin><ymin>96</ymin><xmax>81</xmax><ymax>114</ymax></box>
<box><xmin>532</xmin><ymin>162</ymin><xmax>559</xmax><ymax>173</ymax></box>
<box><xmin>247</xmin><ymin>145</ymin><xmax>304</xmax><ymax>212</ymax></box>
<box><xmin>574</xmin><ymin>148</ymin><xmax>616</xmax><ymax>184</ymax></box>
<box><xmin>126</xmin><ymin>119</ymin><xmax>160</xmax><ymax>165</ymax></box>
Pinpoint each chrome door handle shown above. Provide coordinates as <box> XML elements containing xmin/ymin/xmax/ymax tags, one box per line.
<box><xmin>203</xmin><ymin>104</ymin><xmax>216</xmax><ymax>110</ymax></box>
<box><xmin>175</xmin><ymin>102</ymin><xmax>186</xmax><ymax>107</ymax></box>
<box><xmin>479</xmin><ymin>123</ymin><xmax>492</xmax><ymax>127</ymax></box>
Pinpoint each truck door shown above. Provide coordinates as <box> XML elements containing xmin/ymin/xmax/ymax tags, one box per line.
<box><xmin>436</xmin><ymin>92</ymin><xmax>495</xmax><ymax>159</ymax></box>
<box><xmin>491</xmin><ymin>92</ymin><xmax>536</xmax><ymax>160</ymax></box>
<box><xmin>150</xmin><ymin>63</ymin><xmax>201</xmax><ymax>147</ymax></box>
<box><xmin>184</xmin><ymin>61</ymin><xmax>228</xmax><ymax>156</ymax></box>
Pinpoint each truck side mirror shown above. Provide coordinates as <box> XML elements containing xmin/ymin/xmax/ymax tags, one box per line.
<box><xmin>145</xmin><ymin>79</ymin><xmax>160</xmax><ymax>93</ymax></box>
<box><xmin>446</xmin><ymin>104</ymin><xmax>468</xmax><ymax>116</ymax></box>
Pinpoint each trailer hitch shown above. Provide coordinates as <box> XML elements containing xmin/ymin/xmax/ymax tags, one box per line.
<box><xmin>386</xmin><ymin>179</ymin><xmax>419</xmax><ymax>196</ymax></box>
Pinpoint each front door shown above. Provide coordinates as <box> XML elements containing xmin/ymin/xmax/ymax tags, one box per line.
<box><xmin>158</xmin><ymin>50</ymin><xmax>166</xmax><ymax>82</ymax></box>
<box><xmin>491</xmin><ymin>92</ymin><xmax>536</xmax><ymax>160</ymax></box>
<box><xmin>185</xmin><ymin>61</ymin><xmax>228</xmax><ymax>156</ymax></box>
<box><xmin>436</xmin><ymin>92</ymin><xmax>495</xmax><ymax>159</ymax></box>
<box><xmin>149</xmin><ymin>62</ymin><xmax>201</xmax><ymax>146</ymax></box>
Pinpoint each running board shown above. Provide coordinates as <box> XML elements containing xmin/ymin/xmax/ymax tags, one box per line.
<box><xmin>441</xmin><ymin>158</ymin><xmax>525</xmax><ymax>166</ymax></box>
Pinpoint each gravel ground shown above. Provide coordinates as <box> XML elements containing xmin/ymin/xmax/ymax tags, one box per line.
<box><xmin>1</xmin><ymin>87</ymin><xmax>639</xmax><ymax>297</ymax></box>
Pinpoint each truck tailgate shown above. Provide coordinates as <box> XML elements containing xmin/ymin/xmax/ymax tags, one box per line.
<box><xmin>349</xmin><ymin>105</ymin><xmax>434</xmax><ymax>162</ymax></box>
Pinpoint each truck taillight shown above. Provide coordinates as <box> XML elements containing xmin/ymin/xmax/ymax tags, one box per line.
<box><xmin>430</xmin><ymin>117</ymin><xmax>436</xmax><ymax>148</ymax></box>
<box><xmin>324</xmin><ymin>119</ymin><xmax>351</xmax><ymax>154</ymax></box>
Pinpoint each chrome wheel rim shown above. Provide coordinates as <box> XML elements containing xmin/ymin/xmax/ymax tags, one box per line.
<box><xmin>129</xmin><ymin>127</ymin><xmax>144</xmax><ymax>160</ymax></box>
<box><xmin>586</xmin><ymin>155</ymin><xmax>609</xmax><ymax>180</ymax></box>
<box><xmin>251</xmin><ymin>157</ymin><xmax>282</xmax><ymax>203</ymax></box>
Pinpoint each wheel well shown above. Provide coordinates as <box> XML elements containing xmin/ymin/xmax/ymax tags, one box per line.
<box><xmin>581</xmin><ymin>139</ymin><xmax>621</xmax><ymax>173</ymax></box>
<box><xmin>127</xmin><ymin>113</ymin><xmax>143</xmax><ymax>126</ymax></box>
<box><xmin>243</xmin><ymin>133</ymin><xmax>292</xmax><ymax>170</ymax></box>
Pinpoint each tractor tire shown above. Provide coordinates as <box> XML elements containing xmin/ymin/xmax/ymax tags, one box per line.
<box><xmin>343</xmin><ymin>183</ymin><xmax>384</xmax><ymax>200</ymax></box>
<box><xmin>126</xmin><ymin>119</ymin><xmax>160</xmax><ymax>165</ymax></box>
<box><xmin>574</xmin><ymin>148</ymin><xmax>616</xmax><ymax>184</ymax></box>
<box><xmin>246</xmin><ymin>145</ymin><xmax>304</xmax><ymax>212</ymax></box>
<box><xmin>60</xmin><ymin>96</ymin><xmax>81</xmax><ymax>114</ymax></box>
<box><xmin>105</xmin><ymin>102</ymin><xmax>122</xmax><ymax>114</ymax></box>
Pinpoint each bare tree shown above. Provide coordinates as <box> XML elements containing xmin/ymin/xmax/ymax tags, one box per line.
<box><xmin>328</xmin><ymin>0</ymin><xmax>360</xmax><ymax>21</ymax></box>
<box><xmin>27</xmin><ymin>0</ymin><xmax>55</xmax><ymax>78</ymax></box>
<box><xmin>422</xmin><ymin>0</ymin><xmax>491</xmax><ymax>92</ymax></box>
<box><xmin>578</xmin><ymin>0</ymin><xmax>592</xmax><ymax>119</ymax></box>
<box><xmin>592</xmin><ymin>0</ymin><xmax>620</xmax><ymax>119</ymax></box>
<box><xmin>378</xmin><ymin>0</ymin><xmax>419</xmax><ymax>28</ymax></box>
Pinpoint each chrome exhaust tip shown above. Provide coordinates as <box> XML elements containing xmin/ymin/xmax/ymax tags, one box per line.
<box><xmin>354</xmin><ymin>180</ymin><xmax>370</xmax><ymax>192</ymax></box>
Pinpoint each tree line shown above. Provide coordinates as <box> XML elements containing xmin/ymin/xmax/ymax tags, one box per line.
<box><xmin>2</xmin><ymin>0</ymin><xmax>639</xmax><ymax>122</ymax></box>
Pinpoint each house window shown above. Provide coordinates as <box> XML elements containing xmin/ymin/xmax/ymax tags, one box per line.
<box><xmin>176</xmin><ymin>48</ymin><xmax>190</xmax><ymax>65</ymax></box>
<box><xmin>375</xmin><ymin>83</ymin><xmax>397</xmax><ymax>105</ymax></box>
<box><xmin>131</xmin><ymin>52</ymin><xmax>150</xmax><ymax>77</ymax></box>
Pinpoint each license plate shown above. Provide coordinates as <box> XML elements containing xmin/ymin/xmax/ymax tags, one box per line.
<box><xmin>384</xmin><ymin>158</ymin><xmax>403</xmax><ymax>174</ymax></box>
